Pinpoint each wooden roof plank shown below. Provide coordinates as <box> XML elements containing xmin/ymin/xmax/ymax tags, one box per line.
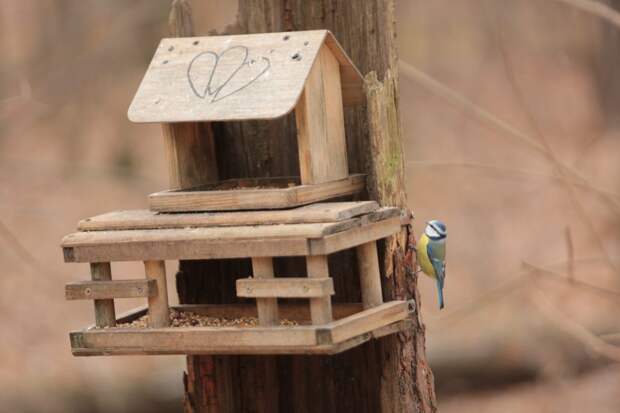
<box><xmin>128</xmin><ymin>30</ymin><xmax>363</xmax><ymax>123</ymax></box>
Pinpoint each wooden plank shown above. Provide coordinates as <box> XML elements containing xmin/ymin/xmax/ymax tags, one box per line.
<box><xmin>148</xmin><ymin>174</ymin><xmax>365</xmax><ymax>212</ymax></box>
<box><xmin>63</xmin><ymin>210</ymin><xmax>402</xmax><ymax>263</ymax></box>
<box><xmin>65</xmin><ymin>279</ymin><xmax>155</xmax><ymax>300</ymax></box>
<box><xmin>128</xmin><ymin>31</ymin><xmax>362</xmax><ymax>124</ymax></box>
<box><xmin>237</xmin><ymin>277</ymin><xmax>334</xmax><ymax>298</ymax></box>
<box><xmin>78</xmin><ymin>202</ymin><xmax>379</xmax><ymax>231</ymax></box>
<box><xmin>144</xmin><ymin>260</ymin><xmax>170</xmax><ymax>328</ymax></box>
<box><xmin>63</xmin><ymin>236</ymin><xmax>310</xmax><ymax>263</ymax></box>
<box><xmin>90</xmin><ymin>263</ymin><xmax>116</xmax><ymax>328</ymax></box>
<box><xmin>295</xmin><ymin>43</ymin><xmax>348</xmax><ymax>185</ymax></box>
<box><xmin>69</xmin><ymin>309</ymin><xmax>410</xmax><ymax>357</ymax></box>
<box><xmin>252</xmin><ymin>257</ymin><xmax>278</xmax><ymax>326</ymax></box>
<box><xmin>356</xmin><ymin>241</ymin><xmax>383</xmax><ymax>309</ymax></box>
<box><xmin>309</xmin><ymin>215</ymin><xmax>401</xmax><ymax>255</ymax></box>
<box><xmin>328</xmin><ymin>301</ymin><xmax>408</xmax><ymax>344</ymax></box>
<box><xmin>306</xmin><ymin>256</ymin><xmax>333</xmax><ymax>325</ymax></box>
<box><xmin>70</xmin><ymin>325</ymin><xmax>321</xmax><ymax>355</ymax></box>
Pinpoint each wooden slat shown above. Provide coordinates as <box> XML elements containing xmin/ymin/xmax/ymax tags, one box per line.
<box><xmin>252</xmin><ymin>257</ymin><xmax>279</xmax><ymax>327</ymax></box>
<box><xmin>69</xmin><ymin>306</ymin><xmax>410</xmax><ymax>356</ymax></box>
<box><xmin>148</xmin><ymin>174</ymin><xmax>365</xmax><ymax>212</ymax></box>
<box><xmin>356</xmin><ymin>241</ymin><xmax>383</xmax><ymax>309</ymax></box>
<box><xmin>323</xmin><ymin>32</ymin><xmax>365</xmax><ymax>106</ymax></box>
<box><xmin>306</xmin><ymin>256</ymin><xmax>333</xmax><ymax>325</ymax></box>
<box><xmin>63</xmin><ymin>209</ymin><xmax>402</xmax><ymax>263</ymax></box>
<box><xmin>328</xmin><ymin>301</ymin><xmax>408</xmax><ymax>344</ymax></box>
<box><xmin>70</xmin><ymin>326</ymin><xmax>321</xmax><ymax>356</ymax></box>
<box><xmin>90</xmin><ymin>263</ymin><xmax>116</xmax><ymax>328</ymax></box>
<box><xmin>127</xmin><ymin>31</ymin><xmax>362</xmax><ymax>124</ymax></box>
<box><xmin>144</xmin><ymin>260</ymin><xmax>170</xmax><ymax>328</ymax></box>
<box><xmin>295</xmin><ymin>43</ymin><xmax>348</xmax><ymax>185</ymax></box>
<box><xmin>237</xmin><ymin>277</ymin><xmax>334</xmax><ymax>298</ymax></box>
<box><xmin>78</xmin><ymin>201</ymin><xmax>379</xmax><ymax>231</ymax></box>
<box><xmin>65</xmin><ymin>279</ymin><xmax>155</xmax><ymax>300</ymax></box>
<box><xmin>309</xmin><ymin>215</ymin><xmax>401</xmax><ymax>255</ymax></box>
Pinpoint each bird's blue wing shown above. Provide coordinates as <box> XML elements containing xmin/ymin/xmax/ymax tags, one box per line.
<box><xmin>427</xmin><ymin>243</ymin><xmax>446</xmax><ymax>309</ymax></box>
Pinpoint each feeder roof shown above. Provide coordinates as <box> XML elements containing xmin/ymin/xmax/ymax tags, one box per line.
<box><xmin>128</xmin><ymin>30</ymin><xmax>363</xmax><ymax>123</ymax></box>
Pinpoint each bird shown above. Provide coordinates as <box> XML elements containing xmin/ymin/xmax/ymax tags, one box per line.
<box><xmin>417</xmin><ymin>220</ymin><xmax>447</xmax><ymax>309</ymax></box>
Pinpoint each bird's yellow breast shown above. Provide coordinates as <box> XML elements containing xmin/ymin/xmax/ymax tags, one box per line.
<box><xmin>417</xmin><ymin>233</ymin><xmax>437</xmax><ymax>278</ymax></box>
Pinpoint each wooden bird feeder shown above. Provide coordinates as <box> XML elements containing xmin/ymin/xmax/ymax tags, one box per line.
<box><xmin>62</xmin><ymin>202</ymin><xmax>413</xmax><ymax>356</ymax></box>
<box><xmin>129</xmin><ymin>30</ymin><xmax>365</xmax><ymax>212</ymax></box>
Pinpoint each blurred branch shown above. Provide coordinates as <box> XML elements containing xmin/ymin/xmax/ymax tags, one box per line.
<box><xmin>523</xmin><ymin>261</ymin><xmax>620</xmax><ymax>298</ymax></box>
<box><xmin>492</xmin><ymin>9</ymin><xmax>620</xmax><ymax>274</ymax></box>
<box><xmin>551</xmin><ymin>0</ymin><xmax>620</xmax><ymax>27</ymax></box>
<box><xmin>530</xmin><ymin>287</ymin><xmax>620</xmax><ymax>362</ymax></box>
<box><xmin>398</xmin><ymin>61</ymin><xmax>620</xmax><ymax>213</ymax></box>
<box><xmin>0</xmin><ymin>218</ymin><xmax>62</xmax><ymax>277</ymax></box>
<box><xmin>406</xmin><ymin>160</ymin><xmax>620</xmax><ymax>200</ymax></box>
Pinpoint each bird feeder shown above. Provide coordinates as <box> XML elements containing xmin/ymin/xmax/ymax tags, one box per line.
<box><xmin>128</xmin><ymin>30</ymin><xmax>365</xmax><ymax>212</ymax></box>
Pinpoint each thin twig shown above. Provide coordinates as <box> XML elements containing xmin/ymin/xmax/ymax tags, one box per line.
<box><xmin>406</xmin><ymin>160</ymin><xmax>620</xmax><ymax>201</ymax></box>
<box><xmin>492</xmin><ymin>8</ymin><xmax>619</xmax><ymax>274</ymax></box>
<box><xmin>398</xmin><ymin>60</ymin><xmax>619</xmax><ymax>212</ymax></box>
<box><xmin>551</xmin><ymin>0</ymin><xmax>620</xmax><ymax>28</ymax></box>
<box><xmin>530</xmin><ymin>287</ymin><xmax>620</xmax><ymax>362</ymax></box>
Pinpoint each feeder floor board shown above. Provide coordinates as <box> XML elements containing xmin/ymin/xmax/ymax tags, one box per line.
<box><xmin>62</xmin><ymin>208</ymin><xmax>402</xmax><ymax>262</ymax></box>
<box><xmin>78</xmin><ymin>201</ymin><xmax>379</xmax><ymax>231</ymax></box>
<box><xmin>69</xmin><ymin>301</ymin><xmax>411</xmax><ymax>356</ymax></box>
<box><xmin>148</xmin><ymin>174</ymin><xmax>365</xmax><ymax>212</ymax></box>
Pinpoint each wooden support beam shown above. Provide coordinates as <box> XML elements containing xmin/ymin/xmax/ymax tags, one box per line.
<box><xmin>305</xmin><ymin>255</ymin><xmax>333</xmax><ymax>324</ymax></box>
<box><xmin>65</xmin><ymin>279</ymin><xmax>156</xmax><ymax>300</ymax></box>
<box><xmin>251</xmin><ymin>257</ymin><xmax>279</xmax><ymax>326</ymax></box>
<box><xmin>295</xmin><ymin>44</ymin><xmax>348</xmax><ymax>185</ymax></box>
<box><xmin>356</xmin><ymin>241</ymin><xmax>383</xmax><ymax>308</ymax></box>
<box><xmin>89</xmin><ymin>262</ymin><xmax>116</xmax><ymax>328</ymax></box>
<box><xmin>328</xmin><ymin>301</ymin><xmax>408</xmax><ymax>344</ymax></box>
<box><xmin>236</xmin><ymin>277</ymin><xmax>334</xmax><ymax>298</ymax></box>
<box><xmin>144</xmin><ymin>260</ymin><xmax>170</xmax><ymax>327</ymax></box>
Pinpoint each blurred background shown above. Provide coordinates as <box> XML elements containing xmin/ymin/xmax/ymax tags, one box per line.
<box><xmin>1</xmin><ymin>0</ymin><xmax>619</xmax><ymax>412</ymax></box>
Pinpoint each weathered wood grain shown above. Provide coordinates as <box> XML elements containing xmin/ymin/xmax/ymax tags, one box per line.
<box><xmin>295</xmin><ymin>44</ymin><xmax>348</xmax><ymax>184</ymax></box>
<box><xmin>65</xmin><ymin>279</ymin><xmax>155</xmax><ymax>300</ymax></box>
<box><xmin>128</xmin><ymin>30</ymin><xmax>362</xmax><ymax>123</ymax></box>
<box><xmin>78</xmin><ymin>201</ymin><xmax>379</xmax><ymax>230</ymax></box>
<box><xmin>236</xmin><ymin>277</ymin><xmax>334</xmax><ymax>298</ymax></box>
<box><xmin>251</xmin><ymin>257</ymin><xmax>279</xmax><ymax>326</ymax></box>
<box><xmin>144</xmin><ymin>260</ymin><xmax>170</xmax><ymax>328</ymax></box>
<box><xmin>89</xmin><ymin>262</ymin><xmax>116</xmax><ymax>328</ymax></box>
<box><xmin>356</xmin><ymin>241</ymin><xmax>383</xmax><ymax>309</ymax></box>
<box><xmin>148</xmin><ymin>174</ymin><xmax>365</xmax><ymax>212</ymax></box>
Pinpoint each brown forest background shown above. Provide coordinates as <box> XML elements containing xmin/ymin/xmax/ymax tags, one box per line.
<box><xmin>1</xmin><ymin>1</ymin><xmax>619</xmax><ymax>412</ymax></box>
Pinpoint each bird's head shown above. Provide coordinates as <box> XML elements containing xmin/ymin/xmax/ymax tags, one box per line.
<box><xmin>425</xmin><ymin>220</ymin><xmax>447</xmax><ymax>240</ymax></box>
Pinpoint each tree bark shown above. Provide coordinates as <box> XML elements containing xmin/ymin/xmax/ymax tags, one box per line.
<box><xmin>169</xmin><ymin>1</ymin><xmax>437</xmax><ymax>412</ymax></box>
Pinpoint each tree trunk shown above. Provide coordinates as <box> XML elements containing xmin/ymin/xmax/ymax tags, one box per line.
<box><xmin>168</xmin><ymin>1</ymin><xmax>437</xmax><ymax>412</ymax></box>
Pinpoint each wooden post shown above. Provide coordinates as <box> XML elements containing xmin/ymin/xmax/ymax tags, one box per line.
<box><xmin>356</xmin><ymin>241</ymin><xmax>383</xmax><ymax>309</ymax></box>
<box><xmin>306</xmin><ymin>255</ymin><xmax>333</xmax><ymax>324</ymax></box>
<box><xmin>251</xmin><ymin>257</ymin><xmax>279</xmax><ymax>326</ymax></box>
<box><xmin>90</xmin><ymin>262</ymin><xmax>116</xmax><ymax>327</ymax></box>
<box><xmin>144</xmin><ymin>260</ymin><xmax>170</xmax><ymax>327</ymax></box>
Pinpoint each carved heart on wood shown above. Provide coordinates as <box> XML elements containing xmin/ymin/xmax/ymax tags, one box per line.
<box><xmin>187</xmin><ymin>45</ymin><xmax>270</xmax><ymax>102</ymax></box>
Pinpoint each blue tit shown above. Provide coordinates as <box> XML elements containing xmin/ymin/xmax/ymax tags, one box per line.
<box><xmin>417</xmin><ymin>220</ymin><xmax>447</xmax><ymax>309</ymax></box>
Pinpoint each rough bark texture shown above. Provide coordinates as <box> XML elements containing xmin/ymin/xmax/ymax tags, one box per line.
<box><xmin>170</xmin><ymin>1</ymin><xmax>438</xmax><ymax>412</ymax></box>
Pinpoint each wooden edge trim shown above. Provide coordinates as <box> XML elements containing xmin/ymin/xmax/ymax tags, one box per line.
<box><xmin>327</xmin><ymin>301</ymin><xmax>408</xmax><ymax>343</ymax></box>
<box><xmin>308</xmin><ymin>216</ymin><xmax>402</xmax><ymax>255</ymax></box>
<box><xmin>65</xmin><ymin>280</ymin><xmax>156</xmax><ymax>300</ymax></box>
<box><xmin>236</xmin><ymin>277</ymin><xmax>334</xmax><ymax>298</ymax></box>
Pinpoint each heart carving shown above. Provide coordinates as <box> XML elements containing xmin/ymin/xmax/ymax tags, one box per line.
<box><xmin>187</xmin><ymin>45</ymin><xmax>270</xmax><ymax>102</ymax></box>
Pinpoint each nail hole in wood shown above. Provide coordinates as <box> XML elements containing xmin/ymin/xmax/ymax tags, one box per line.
<box><xmin>168</xmin><ymin>46</ymin><xmax>174</xmax><ymax>52</ymax></box>
<box><xmin>193</xmin><ymin>40</ymin><xmax>200</xmax><ymax>45</ymax></box>
<box><xmin>291</xmin><ymin>52</ymin><xmax>302</xmax><ymax>61</ymax></box>
<box><xmin>283</xmin><ymin>35</ymin><xmax>290</xmax><ymax>41</ymax></box>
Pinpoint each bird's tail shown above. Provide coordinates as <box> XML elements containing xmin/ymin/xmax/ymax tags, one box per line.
<box><xmin>436</xmin><ymin>277</ymin><xmax>445</xmax><ymax>310</ymax></box>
